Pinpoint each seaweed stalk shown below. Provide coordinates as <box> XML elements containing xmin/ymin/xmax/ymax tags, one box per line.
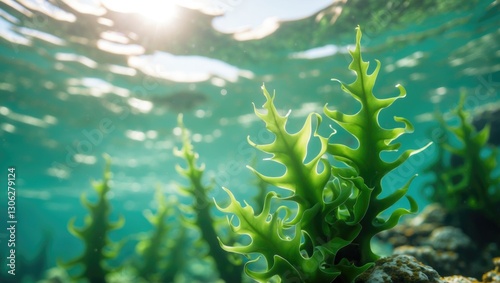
<box><xmin>62</xmin><ymin>155</ymin><xmax>124</xmax><ymax>283</ymax></box>
<box><xmin>174</xmin><ymin>114</ymin><xmax>244</xmax><ymax>283</ymax></box>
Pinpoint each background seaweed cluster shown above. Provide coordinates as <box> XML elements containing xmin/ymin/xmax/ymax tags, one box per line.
<box><xmin>423</xmin><ymin>93</ymin><xmax>500</xmax><ymax>246</ymax></box>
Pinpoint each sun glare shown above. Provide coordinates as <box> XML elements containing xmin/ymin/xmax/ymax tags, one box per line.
<box><xmin>138</xmin><ymin>0</ymin><xmax>178</xmax><ymax>23</ymax></box>
<box><xmin>103</xmin><ymin>0</ymin><xmax>178</xmax><ymax>24</ymax></box>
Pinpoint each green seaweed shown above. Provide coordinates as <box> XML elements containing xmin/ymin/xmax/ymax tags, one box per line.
<box><xmin>174</xmin><ymin>114</ymin><xmax>244</xmax><ymax>283</ymax></box>
<box><xmin>63</xmin><ymin>155</ymin><xmax>124</xmax><ymax>283</ymax></box>
<box><xmin>216</xmin><ymin>26</ymin><xmax>430</xmax><ymax>283</ymax></box>
<box><xmin>250</xmin><ymin>156</ymin><xmax>269</xmax><ymax>215</ymax></box>
<box><xmin>157</xmin><ymin>225</ymin><xmax>188</xmax><ymax>283</ymax></box>
<box><xmin>323</xmin><ymin>25</ymin><xmax>430</xmax><ymax>267</ymax></box>
<box><xmin>135</xmin><ymin>187</ymin><xmax>183</xmax><ymax>282</ymax></box>
<box><xmin>424</xmin><ymin>93</ymin><xmax>500</xmax><ymax>241</ymax></box>
<box><xmin>6</xmin><ymin>231</ymin><xmax>51</xmax><ymax>282</ymax></box>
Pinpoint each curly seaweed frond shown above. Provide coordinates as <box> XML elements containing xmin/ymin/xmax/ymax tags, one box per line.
<box><xmin>325</xmin><ymin>26</ymin><xmax>430</xmax><ymax>192</ymax></box>
<box><xmin>217</xmin><ymin>26</ymin><xmax>429</xmax><ymax>282</ymax></box>
<box><xmin>247</xmin><ymin>85</ymin><xmax>331</xmax><ymax>217</ymax></box>
<box><xmin>135</xmin><ymin>186</ymin><xmax>177</xmax><ymax>281</ymax></box>
<box><xmin>323</xmin><ymin>26</ymin><xmax>427</xmax><ymax>264</ymax></box>
<box><xmin>63</xmin><ymin>155</ymin><xmax>124</xmax><ymax>283</ymax></box>
<box><xmin>174</xmin><ymin>114</ymin><xmax>244</xmax><ymax>282</ymax></box>
<box><xmin>433</xmin><ymin>93</ymin><xmax>500</xmax><ymax>220</ymax></box>
<box><xmin>216</xmin><ymin>188</ymin><xmax>340</xmax><ymax>282</ymax></box>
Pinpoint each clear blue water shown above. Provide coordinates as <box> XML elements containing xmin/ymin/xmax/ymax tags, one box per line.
<box><xmin>0</xmin><ymin>0</ymin><xmax>499</xmax><ymax>282</ymax></box>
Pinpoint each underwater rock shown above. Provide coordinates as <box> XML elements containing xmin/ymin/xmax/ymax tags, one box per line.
<box><xmin>356</xmin><ymin>254</ymin><xmax>444</xmax><ymax>283</ymax></box>
<box><xmin>409</xmin><ymin>203</ymin><xmax>448</xmax><ymax>226</ymax></box>
<box><xmin>428</xmin><ymin>226</ymin><xmax>472</xmax><ymax>252</ymax></box>
<box><xmin>442</xmin><ymin>275</ymin><xmax>480</xmax><ymax>283</ymax></box>
<box><xmin>482</xmin><ymin>257</ymin><xmax>500</xmax><ymax>282</ymax></box>
<box><xmin>378</xmin><ymin>203</ymin><xmax>500</xmax><ymax>279</ymax></box>
<box><xmin>393</xmin><ymin>245</ymin><xmax>464</xmax><ymax>277</ymax></box>
<box><xmin>440</xmin><ymin>258</ymin><xmax>500</xmax><ymax>282</ymax></box>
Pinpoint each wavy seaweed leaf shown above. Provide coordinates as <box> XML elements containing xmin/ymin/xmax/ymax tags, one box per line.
<box><xmin>247</xmin><ymin>86</ymin><xmax>330</xmax><ymax>212</ymax></box>
<box><xmin>218</xmin><ymin>26</ymin><xmax>429</xmax><ymax>283</ymax></box>
<box><xmin>427</xmin><ymin>93</ymin><xmax>500</xmax><ymax>228</ymax></box>
<box><xmin>174</xmin><ymin>114</ymin><xmax>244</xmax><ymax>282</ymax></box>
<box><xmin>324</xmin><ymin>26</ymin><xmax>429</xmax><ymax>264</ymax></box>
<box><xmin>62</xmin><ymin>155</ymin><xmax>124</xmax><ymax>283</ymax></box>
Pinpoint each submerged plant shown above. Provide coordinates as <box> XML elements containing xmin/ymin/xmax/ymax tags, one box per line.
<box><xmin>216</xmin><ymin>26</ymin><xmax>430</xmax><ymax>283</ymax></box>
<box><xmin>63</xmin><ymin>155</ymin><xmax>124</xmax><ymax>283</ymax></box>
<box><xmin>174</xmin><ymin>114</ymin><xmax>244</xmax><ymax>283</ymax></box>
<box><xmin>424</xmin><ymin>93</ymin><xmax>500</xmax><ymax>241</ymax></box>
<box><xmin>135</xmin><ymin>187</ymin><xmax>184</xmax><ymax>282</ymax></box>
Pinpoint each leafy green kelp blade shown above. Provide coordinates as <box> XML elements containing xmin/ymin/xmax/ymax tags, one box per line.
<box><xmin>425</xmin><ymin>93</ymin><xmax>500</xmax><ymax>231</ymax></box>
<box><xmin>217</xmin><ymin>189</ymin><xmax>307</xmax><ymax>282</ymax></box>
<box><xmin>247</xmin><ymin>86</ymin><xmax>330</xmax><ymax>213</ymax></box>
<box><xmin>247</xmin><ymin>86</ymin><xmax>347</xmax><ymax>254</ymax></box>
<box><xmin>62</xmin><ymin>155</ymin><xmax>124</xmax><ymax>283</ymax></box>
<box><xmin>217</xmin><ymin>86</ymin><xmax>343</xmax><ymax>282</ymax></box>
<box><xmin>174</xmin><ymin>114</ymin><xmax>244</xmax><ymax>283</ymax></box>
<box><xmin>217</xmin><ymin>26</ymin><xmax>430</xmax><ymax>283</ymax></box>
<box><xmin>324</xmin><ymin>26</ymin><xmax>430</xmax><ymax>264</ymax></box>
<box><xmin>135</xmin><ymin>187</ymin><xmax>182</xmax><ymax>282</ymax></box>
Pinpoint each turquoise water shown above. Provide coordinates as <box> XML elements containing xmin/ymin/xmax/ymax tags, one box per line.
<box><xmin>0</xmin><ymin>0</ymin><xmax>499</xmax><ymax>282</ymax></box>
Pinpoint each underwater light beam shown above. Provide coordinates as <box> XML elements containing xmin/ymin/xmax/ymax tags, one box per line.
<box><xmin>103</xmin><ymin>0</ymin><xmax>178</xmax><ymax>24</ymax></box>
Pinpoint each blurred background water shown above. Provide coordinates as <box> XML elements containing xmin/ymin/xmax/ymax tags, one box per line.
<box><xmin>0</xmin><ymin>0</ymin><xmax>499</xmax><ymax>281</ymax></box>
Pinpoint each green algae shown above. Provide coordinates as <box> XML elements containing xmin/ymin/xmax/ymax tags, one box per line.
<box><xmin>216</xmin><ymin>26</ymin><xmax>430</xmax><ymax>283</ymax></box>
<box><xmin>62</xmin><ymin>155</ymin><xmax>124</xmax><ymax>283</ymax></box>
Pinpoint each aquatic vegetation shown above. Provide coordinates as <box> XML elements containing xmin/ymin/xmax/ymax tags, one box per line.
<box><xmin>135</xmin><ymin>188</ymin><xmax>184</xmax><ymax>282</ymax></box>
<box><xmin>174</xmin><ymin>115</ymin><xmax>244</xmax><ymax>283</ymax></box>
<box><xmin>155</xmin><ymin>225</ymin><xmax>188</xmax><ymax>283</ymax></box>
<box><xmin>20</xmin><ymin>231</ymin><xmax>51</xmax><ymax>281</ymax></box>
<box><xmin>0</xmin><ymin>231</ymin><xmax>52</xmax><ymax>282</ymax></box>
<box><xmin>423</xmin><ymin>93</ymin><xmax>500</xmax><ymax>241</ymax></box>
<box><xmin>216</xmin><ymin>26</ymin><xmax>430</xmax><ymax>283</ymax></box>
<box><xmin>250</xmin><ymin>156</ymin><xmax>270</xmax><ymax>215</ymax></box>
<box><xmin>62</xmin><ymin>155</ymin><xmax>125</xmax><ymax>283</ymax></box>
